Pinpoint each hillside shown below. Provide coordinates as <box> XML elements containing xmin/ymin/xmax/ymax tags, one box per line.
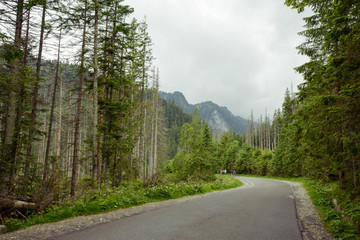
<box><xmin>159</xmin><ymin>91</ymin><xmax>247</xmax><ymax>136</ymax></box>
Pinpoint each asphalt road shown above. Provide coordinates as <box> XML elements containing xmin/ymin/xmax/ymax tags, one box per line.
<box><xmin>52</xmin><ymin>177</ymin><xmax>302</xmax><ymax>240</ymax></box>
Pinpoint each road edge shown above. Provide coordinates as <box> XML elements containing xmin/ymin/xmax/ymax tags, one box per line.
<box><xmin>286</xmin><ymin>181</ymin><xmax>334</xmax><ymax>240</ymax></box>
<box><xmin>0</xmin><ymin>184</ymin><xmax>244</xmax><ymax>240</ymax></box>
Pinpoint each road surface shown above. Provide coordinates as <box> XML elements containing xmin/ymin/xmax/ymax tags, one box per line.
<box><xmin>51</xmin><ymin>177</ymin><xmax>302</xmax><ymax>240</ymax></box>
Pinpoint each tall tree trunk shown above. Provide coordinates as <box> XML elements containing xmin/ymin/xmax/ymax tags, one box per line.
<box><xmin>43</xmin><ymin>31</ymin><xmax>62</xmax><ymax>182</ymax></box>
<box><xmin>66</xmin><ymin>112</ymin><xmax>73</xmax><ymax>177</ymax></box>
<box><xmin>139</xmin><ymin>41</ymin><xmax>147</xmax><ymax>179</ymax></box>
<box><xmin>92</xmin><ymin>0</ymin><xmax>99</xmax><ymax>181</ymax></box>
<box><xmin>9</xmin><ymin>6</ymin><xmax>32</xmax><ymax>192</ymax></box>
<box><xmin>71</xmin><ymin>0</ymin><xmax>87</xmax><ymax>199</ymax></box>
<box><xmin>153</xmin><ymin>69</ymin><xmax>159</xmax><ymax>175</ymax></box>
<box><xmin>149</xmin><ymin>97</ymin><xmax>154</xmax><ymax>177</ymax></box>
<box><xmin>56</xmin><ymin>75</ymin><xmax>63</xmax><ymax>163</ymax></box>
<box><xmin>23</xmin><ymin>8</ymin><xmax>31</xmax><ymax>65</ymax></box>
<box><xmin>24</xmin><ymin>0</ymin><xmax>47</xmax><ymax>187</ymax></box>
<box><xmin>4</xmin><ymin>0</ymin><xmax>23</xmax><ymax>143</ymax></box>
<box><xmin>2</xmin><ymin>0</ymin><xmax>24</xmax><ymax>192</ymax></box>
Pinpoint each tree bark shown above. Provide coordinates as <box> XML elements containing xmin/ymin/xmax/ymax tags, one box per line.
<box><xmin>24</xmin><ymin>0</ymin><xmax>47</xmax><ymax>187</ymax></box>
<box><xmin>153</xmin><ymin>69</ymin><xmax>159</xmax><ymax>175</ymax></box>
<box><xmin>92</xmin><ymin>0</ymin><xmax>99</xmax><ymax>181</ymax></box>
<box><xmin>3</xmin><ymin>0</ymin><xmax>24</xmax><ymax>191</ymax></box>
<box><xmin>43</xmin><ymin>31</ymin><xmax>61</xmax><ymax>182</ymax></box>
<box><xmin>71</xmin><ymin>0</ymin><xmax>87</xmax><ymax>199</ymax></box>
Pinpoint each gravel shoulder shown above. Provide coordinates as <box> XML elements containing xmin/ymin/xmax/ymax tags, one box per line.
<box><xmin>0</xmin><ymin>179</ymin><xmax>334</xmax><ymax>240</ymax></box>
<box><xmin>286</xmin><ymin>181</ymin><xmax>334</xmax><ymax>240</ymax></box>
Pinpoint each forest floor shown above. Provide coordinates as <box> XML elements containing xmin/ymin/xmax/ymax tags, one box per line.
<box><xmin>0</xmin><ymin>178</ymin><xmax>332</xmax><ymax>240</ymax></box>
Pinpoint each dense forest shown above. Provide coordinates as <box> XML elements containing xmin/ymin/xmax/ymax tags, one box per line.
<box><xmin>0</xmin><ymin>0</ymin><xmax>186</xmax><ymax>208</ymax></box>
<box><xmin>0</xmin><ymin>0</ymin><xmax>359</xmax><ymax>236</ymax></box>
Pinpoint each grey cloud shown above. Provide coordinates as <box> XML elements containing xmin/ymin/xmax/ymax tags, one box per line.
<box><xmin>127</xmin><ymin>0</ymin><xmax>308</xmax><ymax>119</ymax></box>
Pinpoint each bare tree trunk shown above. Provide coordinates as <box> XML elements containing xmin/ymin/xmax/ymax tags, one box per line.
<box><xmin>2</xmin><ymin>0</ymin><xmax>24</xmax><ymax>192</ymax></box>
<box><xmin>66</xmin><ymin>112</ymin><xmax>73</xmax><ymax>178</ymax></box>
<box><xmin>273</xmin><ymin>123</ymin><xmax>277</xmax><ymax>149</ymax></box>
<box><xmin>92</xmin><ymin>0</ymin><xmax>99</xmax><ymax>181</ymax></box>
<box><xmin>9</xmin><ymin>9</ymin><xmax>33</xmax><ymax>190</ymax></box>
<box><xmin>43</xmin><ymin>31</ymin><xmax>61</xmax><ymax>182</ymax></box>
<box><xmin>149</xmin><ymin>94</ymin><xmax>154</xmax><ymax>177</ymax></box>
<box><xmin>25</xmin><ymin>0</ymin><xmax>47</xmax><ymax>186</ymax></box>
<box><xmin>141</xmin><ymin>107</ymin><xmax>146</xmax><ymax>178</ymax></box>
<box><xmin>71</xmin><ymin>0</ymin><xmax>87</xmax><ymax>199</ymax></box>
<box><xmin>3</xmin><ymin>0</ymin><xmax>24</xmax><ymax>148</ymax></box>
<box><xmin>139</xmin><ymin>41</ymin><xmax>147</xmax><ymax>179</ymax></box>
<box><xmin>153</xmin><ymin>69</ymin><xmax>159</xmax><ymax>175</ymax></box>
<box><xmin>259</xmin><ymin>116</ymin><xmax>263</xmax><ymax>150</ymax></box>
<box><xmin>38</xmin><ymin>115</ymin><xmax>47</xmax><ymax>164</ymax></box>
<box><xmin>56</xmin><ymin>75</ymin><xmax>63</xmax><ymax>164</ymax></box>
<box><xmin>266</xmin><ymin>112</ymin><xmax>271</xmax><ymax>150</ymax></box>
<box><xmin>23</xmin><ymin>8</ymin><xmax>31</xmax><ymax>65</ymax></box>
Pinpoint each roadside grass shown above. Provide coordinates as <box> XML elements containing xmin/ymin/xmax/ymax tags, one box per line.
<box><xmin>239</xmin><ymin>174</ymin><xmax>360</xmax><ymax>240</ymax></box>
<box><xmin>238</xmin><ymin>174</ymin><xmax>304</xmax><ymax>182</ymax></box>
<box><xmin>302</xmin><ymin>180</ymin><xmax>360</xmax><ymax>240</ymax></box>
<box><xmin>4</xmin><ymin>175</ymin><xmax>243</xmax><ymax>233</ymax></box>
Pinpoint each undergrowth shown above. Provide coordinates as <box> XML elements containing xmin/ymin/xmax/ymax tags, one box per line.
<box><xmin>4</xmin><ymin>174</ymin><xmax>242</xmax><ymax>233</ymax></box>
<box><xmin>303</xmin><ymin>179</ymin><xmax>360</xmax><ymax>240</ymax></box>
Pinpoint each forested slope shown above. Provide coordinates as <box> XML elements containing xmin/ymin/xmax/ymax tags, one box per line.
<box><xmin>160</xmin><ymin>91</ymin><xmax>248</xmax><ymax>136</ymax></box>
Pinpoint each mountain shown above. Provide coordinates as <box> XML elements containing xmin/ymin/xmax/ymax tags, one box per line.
<box><xmin>159</xmin><ymin>91</ymin><xmax>248</xmax><ymax>136</ymax></box>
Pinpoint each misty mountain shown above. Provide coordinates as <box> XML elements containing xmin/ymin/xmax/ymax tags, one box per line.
<box><xmin>159</xmin><ymin>91</ymin><xmax>248</xmax><ymax>136</ymax></box>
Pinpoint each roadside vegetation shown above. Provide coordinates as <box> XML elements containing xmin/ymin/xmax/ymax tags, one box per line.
<box><xmin>4</xmin><ymin>174</ymin><xmax>242</xmax><ymax>233</ymax></box>
<box><xmin>304</xmin><ymin>180</ymin><xmax>360</xmax><ymax>240</ymax></box>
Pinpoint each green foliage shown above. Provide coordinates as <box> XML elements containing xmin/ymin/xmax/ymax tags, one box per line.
<box><xmin>273</xmin><ymin>0</ymin><xmax>360</xmax><ymax>190</ymax></box>
<box><xmin>172</xmin><ymin>110</ymin><xmax>216</xmax><ymax>181</ymax></box>
<box><xmin>4</xmin><ymin>175</ymin><xmax>242</xmax><ymax>233</ymax></box>
<box><xmin>0</xmin><ymin>44</ymin><xmax>24</xmax><ymax>63</ymax></box>
<box><xmin>304</xmin><ymin>179</ymin><xmax>360</xmax><ymax>240</ymax></box>
<box><xmin>161</xmin><ymin>99</ymin><xmax>192</xmax><ymax>159</ymax></box>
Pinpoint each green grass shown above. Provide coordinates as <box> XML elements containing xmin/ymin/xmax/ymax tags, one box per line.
<box><xmin>239</xmin><ymin>174</ymin><xmax>360</xmax><ymax>240</ymax></box>
<box><xmin>4</xmin><ymin>175</ymin><xmax>243</xmax><ymax>233</ymax></box>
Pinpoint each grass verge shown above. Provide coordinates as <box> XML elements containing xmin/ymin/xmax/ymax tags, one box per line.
<box><xmin>239</xmin><ymin>174</ymin><xmax>360</xmax><ymax>240</ymax></box>
<box><xmin>4</xmin><ymin>175</ymin><xmax>242</xmax><ymax>233</ymax></box>
<box><xmin>302</xmin><ymin>179</ymin><xmax>360</xmax><ymax>240</ymax></box>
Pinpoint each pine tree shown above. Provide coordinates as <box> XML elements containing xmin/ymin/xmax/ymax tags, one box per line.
<box><xmin>274</xmin><ymin>0</ymin><xmax>360</xmax><ymax>187</ymax></box>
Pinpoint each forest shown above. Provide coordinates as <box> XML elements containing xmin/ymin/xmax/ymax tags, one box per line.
<box><xmin>0</xmin><ymin>0</ymin><xmax>173</xmax><ymax>208</ymax></box>
<box><xmin>0</xmin><ymin>0</ymin><xmax>359</xmax><ymax>237</ymax></box>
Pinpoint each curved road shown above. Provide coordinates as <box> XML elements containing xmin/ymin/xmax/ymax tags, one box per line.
<box><xmin>52</xmin><ymin>177</ymin><xmax>302</xmax><ymax>240</ymax></box>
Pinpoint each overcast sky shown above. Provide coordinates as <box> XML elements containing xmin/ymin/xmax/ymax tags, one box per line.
<box><xmin>125</xmin><ymin>0</ymin><xmax>309</xmax><ymax>119</ymax></box>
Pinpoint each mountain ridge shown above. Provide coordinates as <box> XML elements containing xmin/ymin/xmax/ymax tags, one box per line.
<box><xmin>159</xmin><ymin>91</ymin><xmax>247</xmax><ymax>136</ymax></box>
